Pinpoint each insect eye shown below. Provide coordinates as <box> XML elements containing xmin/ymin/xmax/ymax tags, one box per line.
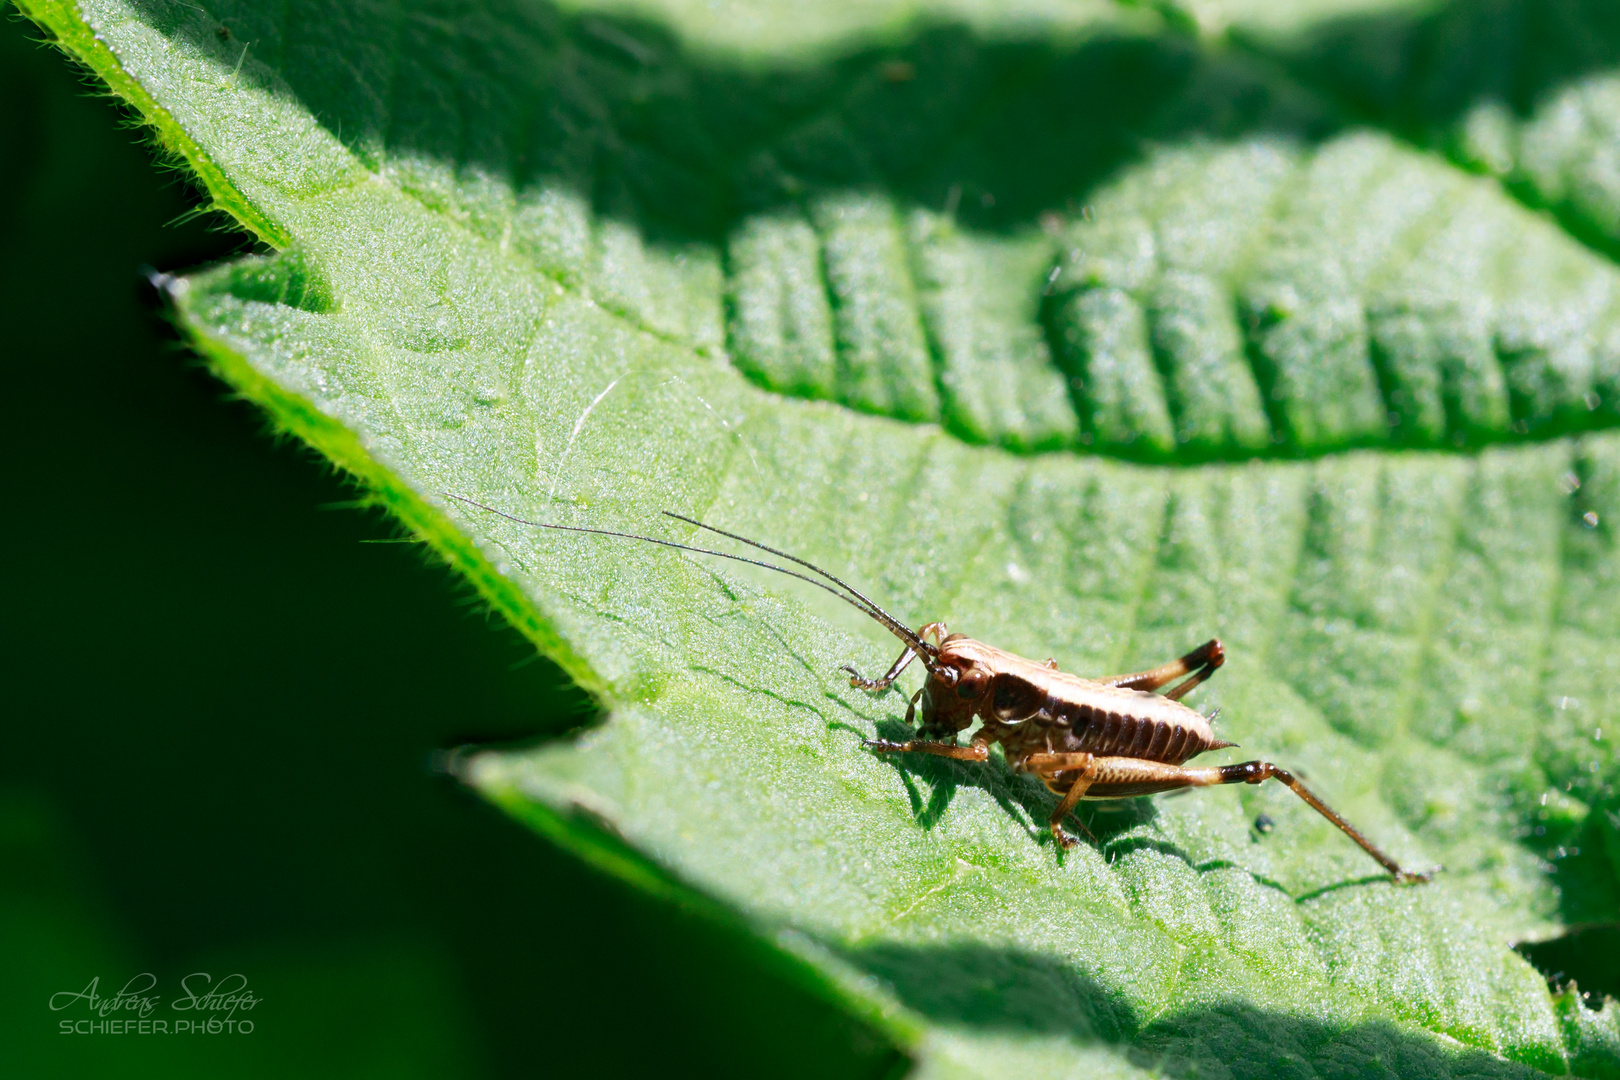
<box><xmin>955</xmin><ymin>669</ymin><xmax>987</xmax><ymax>699</ymax></box>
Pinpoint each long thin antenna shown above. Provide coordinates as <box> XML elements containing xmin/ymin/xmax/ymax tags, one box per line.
<box><xmin>442</xmin><ymin>494</ymin><xmax>929</xmax><ymax>656</ymax></box>
<box><xmin>661</xmin><ymin>511</ymin><xmax>932</xmax><ymax>658</ymax></box>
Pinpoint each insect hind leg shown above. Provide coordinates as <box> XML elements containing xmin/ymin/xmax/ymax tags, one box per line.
<box><xmin>1100</xmin><ymin>639</ymin><xmax>1224</xmax><ymax>700</ymax></box>
<box><xmin>1214</xmin><ymin>761</ymin><xmax>1432</xmax><ymax>883</ymax></box>
<box><xmin>1075</xmin><ymin>756</ymin><xmax>1430</xmax><ymax>883</ymax></box>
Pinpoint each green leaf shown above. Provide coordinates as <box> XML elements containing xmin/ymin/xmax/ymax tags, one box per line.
<box><xmin>20</xmin><ymin>0</ymin><xmax>1620</xmax><ymax>1075</ymax></box>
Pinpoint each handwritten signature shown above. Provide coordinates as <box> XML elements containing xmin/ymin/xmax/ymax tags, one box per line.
<box><xmin>49</xmin><ymin>975</ymin><xmax>160</xmax><ymax>1018</ymax></box>
<box><xmin>50</xmin><ymin>973</ymin><xmax>261</xmax><ymax>1020</ymax></box>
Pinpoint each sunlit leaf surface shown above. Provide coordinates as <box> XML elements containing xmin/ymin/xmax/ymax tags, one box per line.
<box><xmin>20</xmin><ymin>0</ymin><xmax>1620</xmax><ymax>1074</ymax></box>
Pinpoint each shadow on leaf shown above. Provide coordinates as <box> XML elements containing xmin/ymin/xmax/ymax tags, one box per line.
<box><xmin>843</xmin><ymin>940</ymin><xmax>1570</xmax><ymax>1079</ymax></box>
<box><xmin>130</xmin><ymin>0</ymin><xmax>1620</xmax><ymax>248</ymax></box>
<box><xmin>129</xmin><ymin>0</ymin><xmax>1338</xmax><ymax>243</ymax></box>
<box><xmin>1251</xmin><ymin>0</ymin><xmax>1620</xmax><ymax>134</ymax></box>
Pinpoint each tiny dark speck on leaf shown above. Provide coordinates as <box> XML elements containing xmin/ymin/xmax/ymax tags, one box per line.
<box><xmin>1254</xmin><ymin>813</ymin><xmax>1275</xmax><ymax>835</ymax></box>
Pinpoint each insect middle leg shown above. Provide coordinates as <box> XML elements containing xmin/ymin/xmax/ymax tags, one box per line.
<box><xmin>1059</xmin><ymin>755</ymin><xmax>1430</xmax><ymax>883</ymax></box>
<box><xmin>1021</xmin><ymin>752</ymin><xmax>1099</xmax><ymax>850</ymax></box>
<box><xmin>863</xmin><ymin>737</ymin><xmax>989</xmax><ymax>763</ymax></box>
<box><xmin>1098</xmin><ymin>639</ymin><xmax>1224</xmax><ymax>701</ymax></box>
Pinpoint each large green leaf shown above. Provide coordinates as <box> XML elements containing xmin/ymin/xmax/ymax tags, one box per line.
<box><xmin>19</xmin><ymin>0</ymin><xmax>1620</xmax><ymax>1075</ymax></box>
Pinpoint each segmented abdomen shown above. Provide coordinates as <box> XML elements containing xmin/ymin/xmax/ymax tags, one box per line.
<box><xmin>1069</xmin><ymin>702</ymin><xmax>1203</xmax><ymax>764</ymax></box>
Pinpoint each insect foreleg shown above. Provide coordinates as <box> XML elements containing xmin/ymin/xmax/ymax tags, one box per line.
<box><xmin>843</xmin><ymin>646</ymin><xmax>916</xmax><ymax>692</ymax></box>
<box><xmin>844</xmin><ymin>622</ymin><xmax>949</xmax><ymax>692</ymax></box>
<box><xmin>1100</xmin><ymin>639</ymin><xmax>1224</xmax><ymax>700</ymax></box>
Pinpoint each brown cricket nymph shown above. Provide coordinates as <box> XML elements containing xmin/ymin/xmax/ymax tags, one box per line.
<box><xmin>446</xmin><ymin>493</ymin><xmax>1432</xmax><ymax>884</ymax></box>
